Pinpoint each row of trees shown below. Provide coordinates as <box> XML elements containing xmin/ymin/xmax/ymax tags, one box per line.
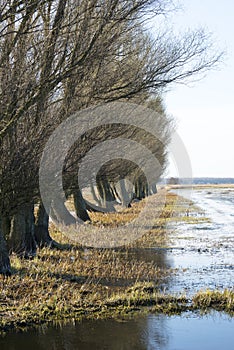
<box><xmin>0</xmin><ymin>0</ymin><xmax>221</xmax><ymax>275</ymax></box>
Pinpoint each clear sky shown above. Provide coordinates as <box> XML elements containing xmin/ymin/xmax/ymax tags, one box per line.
<box><xmin>154</xmin><ymin>0</ymin><xmax>234</xmax><ymax>178</ymax></box>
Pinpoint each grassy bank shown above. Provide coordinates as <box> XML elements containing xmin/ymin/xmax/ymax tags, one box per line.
<box><xmin>0</xmin><ymin>190</ymin><xmax>233</xmax><ymax>334</ymax></box>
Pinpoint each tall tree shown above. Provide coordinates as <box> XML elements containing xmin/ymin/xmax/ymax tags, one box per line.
<box><xmin>0</xmin><ymin>0</ymin><xmax>222</xmax><ymax>274</ymax></box>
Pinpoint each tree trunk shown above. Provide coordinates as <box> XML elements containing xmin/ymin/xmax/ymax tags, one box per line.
<box><xmin>111</xmin><ymin>183</ymin><xmax>122</xmax><ymax>203</ymax></box>
<box><xmin>8</xmin><ymin>203</ymin><xmax>37</xmax><ymax>258</ymax></box>
<box><xmin>135</xmin><ymin>178</ymin><xmax>148</xmax><ymax>200</ymax></box>
<box><xmin>51</xmin><ymin>196</ymin><xmax>77</xmax><ymax>226</ymax></box>
<box><xmin>1</xmin><ymin>215</ymin><xmax>11</xmax><ymax>241</ymax></box>
<box><xmin>35</xmin><ymin>201</ymin><xmax>52</xmax><ymax>247</ymax></box>
<box><xmin>151</xmin><ymin>183</ymin><xmax>157</xmax><ymax>194</ymax></box>
<box><xmin>118</xmin><ymin>179</ymin><xmax>131</xmax><ymax>208</ymax></box>
<box><xmin>0</xmin><ymin>218</ymin><xmax>11</xmax><ymax>276</ymax></box>
<box><xmin>97</xmin><ymin>177</ymin><xmax>116</xmax><ymax>212</ymax></box>
<box><xmin>73</xmin><ymin>188</ymin><xmax>91</xmax><ymax>222</ymax></box>
<box><xmin>144</xmin><ymin>182</ymin><xmax>149</xmax><ymax>197</ymax></box>
<box><xmin>90</xmin><ymin>183</ymin><xmax>101</xmax><ymax>206</ymax></box>
<box><xmin>35</xmin><ymin>201</ymin><xmax>65</xmax><ymax>249</ymax></box>
<box><xmin>135</xmin><ymin>179</ymin><xmax>142</xmax><ymax>200</ymax></box>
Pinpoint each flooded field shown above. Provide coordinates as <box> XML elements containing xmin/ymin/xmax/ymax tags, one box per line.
<box><xmin>1</xmin><ymin>186</ymin><xmax>233</xmax><ymax>348</ymax></box>
<box><xmin>116</xmin><ymin>187</ymin><xmax>234</xmax><ymax>295</ymax></box>
<box><xmin>167</xmin><ymin>187</ymin><xmax>234</xmax><ymax>294</ymax></box>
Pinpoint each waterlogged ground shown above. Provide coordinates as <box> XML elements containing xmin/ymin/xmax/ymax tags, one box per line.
<box><xmin>1</xmin><ymin>187</ymin><xmax>234</xmax><ymax>348</ymax></box>
<box><xmin>166</xmin><ymin>187</ymin><xmax>234</xmax><ymax>294</ymax></box>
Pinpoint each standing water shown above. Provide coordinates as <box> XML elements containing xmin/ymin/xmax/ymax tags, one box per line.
<box><xmin>167</xmin><ymin>187</ymin><xmax>234</xmax><ymax>294</ymax></box>
<box><xmin>0</xmin><ymin>312</ymin><xmax>233</xmax><ymax>349</ymax></box>
<box><xmin>1</xmin><ymin>186</ymin><xmax>234</xmax><ymax>349</ymax></box>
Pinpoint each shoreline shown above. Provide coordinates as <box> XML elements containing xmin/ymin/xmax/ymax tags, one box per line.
<box><xmin>163</xmin><ymin>183</ymin><xmax>234</xmax><ymax>190</ymax></box>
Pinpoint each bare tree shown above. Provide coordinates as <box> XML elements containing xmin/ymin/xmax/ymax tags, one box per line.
<box><xmin>0</xmin><ymin>0</ymin><xmax>222</xmax><ymax>274</ymax></box>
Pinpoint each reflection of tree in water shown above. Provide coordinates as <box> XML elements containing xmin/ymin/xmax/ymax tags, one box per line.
<box><xmin>36</xmin><ymin>316</ymin><xmax>168</xmax><ymax>350</ymax></box>
<box><xmin>0</xmin><ymin>314</ymin><xmax>169</xmax><ymax>350</ymax></box>
<box><xmin>144</xmin><ymin>315</ymin><xmax>169</xmax><ymax>349</ymax></box>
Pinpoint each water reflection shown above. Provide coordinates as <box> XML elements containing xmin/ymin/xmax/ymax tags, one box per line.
<box><xmin>121</xmin><ymin>248</ymin><xmax>172</xmax><ymax>269</ymax></box>
<box><xmin>1</xmin><ymin>313</ymin><xmax>233</xmax><ymax>350</ymax></box>
<box><xmin>0</xmin><ymin>316</ymin><xmax>166</xmax><ymax>350</ymax></box>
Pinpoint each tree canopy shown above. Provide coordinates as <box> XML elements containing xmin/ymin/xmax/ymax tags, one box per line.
<box><xmin>0</xmin><ymin>0</ymin><xmax>222</xmax><ymax>274</ymax></box>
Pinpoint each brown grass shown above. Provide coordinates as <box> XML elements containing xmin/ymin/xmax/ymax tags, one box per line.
<box><xmin>0</xmin><ymin>190</ymin><xmax>232</xmax><ymax>334</ymax></box>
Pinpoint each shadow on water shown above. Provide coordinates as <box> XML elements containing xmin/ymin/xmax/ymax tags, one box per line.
<box><xmin>0</xmin><ymin>312</ymin><xmax>233</xmax><ymax>350</ymax></box>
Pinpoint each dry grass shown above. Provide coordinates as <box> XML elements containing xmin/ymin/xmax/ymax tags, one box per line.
<box><xmin>193</xmin><ymin>289</ymin><xmax>234</xmax><ymax>312</ymax></box>
<box><xmin>0</xmin><ymin>190</ymin><xmax>232</xmax><ymax>333</ymax></box>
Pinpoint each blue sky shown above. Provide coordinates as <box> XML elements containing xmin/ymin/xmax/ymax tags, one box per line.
<box><xmin>153</xmin><ymin>0</ymin><xmax>234</xmax><ymax>177</ymax></box>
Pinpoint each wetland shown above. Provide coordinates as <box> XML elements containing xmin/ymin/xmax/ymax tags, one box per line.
<box><xmin>0</xmin><ymin>186</ymin><xmax>233</xmax><ymax>348</ymax></box>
